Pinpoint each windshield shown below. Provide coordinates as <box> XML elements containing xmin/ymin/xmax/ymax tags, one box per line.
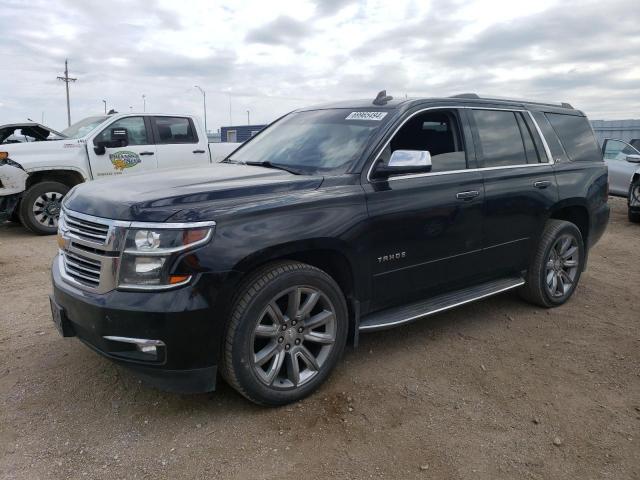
<box><xmin>229</xmin><ymin>109</ymin><xmax>391</xmax><ymax>174</ymax></box>
<box><xmin>61</xmin><ymin>116</ymin><xmax>109</xmax><ymax>139</ymax></box>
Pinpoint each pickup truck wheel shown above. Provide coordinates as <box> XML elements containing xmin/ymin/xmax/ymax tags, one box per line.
<box><xmin>18</xmin><ymin>181</ymin><xmax>69</xmax><ymax>235</ymax></box>
<box><xmin>520</xmin><ymin>219</ymin><xmax>584</xmax><ymax>308</ymax></box>
<box><xmin>221</xmin><ymin>261</ymin><xmax>348</xmax><ymax>406</ymax></box>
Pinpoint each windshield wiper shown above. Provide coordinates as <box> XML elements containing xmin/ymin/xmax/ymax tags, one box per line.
<box><xmin>245</xmin><ymin>161</ymin><xmax>303</xmax><ymax>175</ymax></box>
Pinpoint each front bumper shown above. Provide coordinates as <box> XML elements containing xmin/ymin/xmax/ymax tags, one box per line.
<box><xmin>51</xmin><ymin>254</ymin><xmax>225</xmax><ymax>393</ymax></box>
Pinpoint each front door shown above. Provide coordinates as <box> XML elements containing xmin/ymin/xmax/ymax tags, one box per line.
<box><xmin>603</xmin><ymin>139</ymin><xmax>640</xmax><ymax>196</ymax></box>
<box><xmin>468</xmin><ymin>108</ymin><xmax>558</xmax><ymax>277</ymax></box>
<box><xmin>151</xmin><ymin>116</ymin><xmax>209</xmax><ymax>169</ymax></box>
<box><xmin>88</xmin><ymin>116</ymin><xmax>157</xmax><ymax>179</ymax></box>
<box><xmin>363</xmin><ymin>108</ymin><xmax>484</xmax><ymax>310</ymax></box>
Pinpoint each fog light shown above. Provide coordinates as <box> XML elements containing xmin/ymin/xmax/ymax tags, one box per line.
<box><xmin>137</xmin><ymin>344</ymin><xmax>157</xmax><ymax>355</ymax></box>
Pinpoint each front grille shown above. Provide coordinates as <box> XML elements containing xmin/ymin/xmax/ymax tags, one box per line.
<box><xmin>65</xmin><ymin>212</ymin><xmax>110</xmax><ymax>244</ymax></box>
<box><xmin>63</xmin><ymin>250</ymin><xmax>101</xmax><ymax>287</ymax></box>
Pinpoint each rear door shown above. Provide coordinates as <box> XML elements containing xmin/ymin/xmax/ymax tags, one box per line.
<box><xmin>469</xmin><ymin>108</ymin><xmax>558</xmax><ymax>277</ymax></box>
<box><xmin>151</xmin><ymin>116</ymin><xmax>209</xmax><ymax>169</ymax></box>
<box><xmin>88</xmin><ymin>116</ymin><xmax>157</xmax><ymax>178</ymax></box>
<box><xmin>603</xmin><ymin>139</ymin><xmax>640</xmax><ymax>196</ymax></box>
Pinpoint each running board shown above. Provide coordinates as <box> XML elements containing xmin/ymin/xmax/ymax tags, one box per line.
<box><xmin>359</xmin><ymin>277</ymin><xmax>525</xmax><ymax>332</ymax></box>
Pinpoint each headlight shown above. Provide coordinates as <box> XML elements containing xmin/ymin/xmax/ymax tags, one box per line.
<box><xmin>117</xmin><ymin>223</ymin><xmax>214</xmax><ymax>289</ymax></box>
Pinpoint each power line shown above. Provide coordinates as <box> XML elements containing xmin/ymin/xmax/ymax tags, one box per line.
<box><xmin>56</xmin><ymin>59</ymin><xmax>77</xmax><ymax>127</ymax></box>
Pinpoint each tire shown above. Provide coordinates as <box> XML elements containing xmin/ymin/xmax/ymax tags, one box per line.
<box><xmin>18</xmin><ymin>181</ymin><xmax>69</xmax><ymax>235</ymax></box>
<box><xmin>221</xmin><ymin>261</ymin><xmax>348</xmax><ymax>406</ymax></box>
<box><xmin>628</xmin><ymin>180</ymin><xmax>640</xmax><ymax>223</ymax></box>
<box><xmin>519</xmin><ymin>219</ymin><xmax>585</xmax><ymax>308</ymax></box>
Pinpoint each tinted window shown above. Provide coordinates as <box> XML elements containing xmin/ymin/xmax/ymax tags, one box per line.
<box><xmin>154</xmin><ymin>117</ymin><xmax>197</xmax><ymax>144</ymax></box>
<box><xmin>515</xmin><ymin>113</ymin><xmax>540</xmax><ymax>163</ymax></box>
<box><xmin>472</xmin><ymin>110</ymin><xmax>526</xmax><ymax>167</ymax></box>
<box><xmin>545</xmin><ymin>113</ymin><xmax>602</xmax><ymax>162</ymax></box>
<box><xmin>384</xmin><ymin>110</ymin><xmax>467</xmax><ymax>172</ymax></box>
<box><xmin>531</xmin><ymin>111</ymin><xmax>567</xmax><ymax>162</ymax></box>
<box><xmin>95</xmin><ymin>117</ymin><xmax>149</xmax><ymax>145</ymax></box>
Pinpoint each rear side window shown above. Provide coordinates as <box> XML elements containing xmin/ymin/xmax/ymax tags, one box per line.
<box><xmin>545</xmin><ymin>113</ymin><xmax>602</xmax><ymax>162</ymax></box>
<box><xmin>153</xmin><ymin>117</ymin><xmax>198</xmax><ymax>144</ymax></box>
<box><xmin>471</xmin><ymin>110</ymin><xmax>527</xmax><ymax>167</ymax></box>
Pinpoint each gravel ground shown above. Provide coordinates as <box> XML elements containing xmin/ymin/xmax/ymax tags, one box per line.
<box><xmin>0</xmin><ymin>196</ymin><xmax>638</xmax><ymax>480</ymax></box>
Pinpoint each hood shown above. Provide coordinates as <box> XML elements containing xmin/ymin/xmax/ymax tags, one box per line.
<box><xmin>63</xmin><ymin>163</ymin><xmax>324</xmax><ymax>221</ymax></box>
<box><xmin>0</xmin><ymin>122</ymin><xmax>66</xmax><ymax>143</ymax></box>
<box><xmin>1</xmin><ymin>138</ymin><xmax>86</xmax><ymax>169</ymax></box>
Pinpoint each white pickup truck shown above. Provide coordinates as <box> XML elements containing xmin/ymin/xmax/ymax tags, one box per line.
<box><xmin>0</xmin><ymin>113</ymin><xmax>239</xmax><ymax>234</ymax></box>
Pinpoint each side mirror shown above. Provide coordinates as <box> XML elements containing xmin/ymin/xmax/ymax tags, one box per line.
<box><xmin>626</xmin><ymin>154</ymin><xmax>640</xmax><ymax>163</ymax></box>
<box><xmin>93</xmin><ymin>143</ymin><xmax>106</xmax><ymax>155</ymax></box>
<box><xmin>374</xmin><ymin>150</ymin><xmax>432</xmax><ymax>178</ymax></box>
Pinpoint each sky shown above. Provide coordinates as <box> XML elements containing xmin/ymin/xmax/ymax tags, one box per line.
<box><xmin>1</xmin><ymin>0</ymin><xmax>639</xmax><ymax>132</ymax></box>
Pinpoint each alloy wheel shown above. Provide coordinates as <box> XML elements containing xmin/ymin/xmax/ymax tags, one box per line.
<box><xmin>545</xmin><ymin>234</ymin><xmax>580</xmax><ymax>298</ymax></box>
<box><xmin>32</xmin><ymin>192</ymin><xmax>62</xmax><ymax>228</ymax></box>
<box><xmin>251</xmin><ymin>286</ymin><xmax>337</xmax><ymax>389</ymax></box>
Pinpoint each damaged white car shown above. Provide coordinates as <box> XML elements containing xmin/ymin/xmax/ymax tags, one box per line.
<box><xmin>0</xmin><ymin>114</ymin><xmax>240</xmax><ymax>234</ymax></box>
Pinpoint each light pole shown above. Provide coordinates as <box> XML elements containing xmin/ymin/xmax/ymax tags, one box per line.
<box><xmin>142</xmin><ymin>94</ymin><xmax>146</xmax><ymax>112</ymax></box>
<box><xmin>194</xmin><ymin>86</ymin><xmax>207</xmax><ymax>132</ymax></box>
<box><xmin>102</xmin><ymin>100</ymin><xmax>107</xmax><ymax>114</ymax></box>
<box><xmin>247</xmin><ymin>110</ymin><xmax>250</xmax><ymax>125</ymax></box>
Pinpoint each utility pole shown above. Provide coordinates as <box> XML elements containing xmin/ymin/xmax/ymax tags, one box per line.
<box><xmin>142</xmin><ymin>94</ymin><xmax>146</xmax><ymax>112</ymax></box>
<box><xmin>247</xmin><ymin>110</ymin><xmax>250</xmax><ymax>125</ymax></box>
<box><xmin>194</xmin><ymin>86</ymin><xmax>207</xmax><ymax>132</ymax></box>
<box><xmin>102</xmin><ymin>100</ymin><xmax>107</xmax><ymax>114</ymax></box>
<box><xmin>57</xmin><ymin>59</ymin><xmax>77</xmax><ymax>127</ymax></box>
<box><xmin>228</xmin><ymin>94</ymin><xmax>232</xmax><ymax>125</ymax></box>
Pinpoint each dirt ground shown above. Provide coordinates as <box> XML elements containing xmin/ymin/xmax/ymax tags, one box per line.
<box><xmin>0</xmin><ymin>196</ymin><xmax>638</xmax><ymax>480</ymax></box>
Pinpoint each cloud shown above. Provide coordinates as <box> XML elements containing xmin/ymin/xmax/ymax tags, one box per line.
<box><xmin>1</xmin><ymin>0</ymin><xmax>639</xmax><ymax>131</ymax></box>
<box><xmin>245</xmin><ymin>16</ymin><xmax>312</xmax><ymax>46</ymax></box>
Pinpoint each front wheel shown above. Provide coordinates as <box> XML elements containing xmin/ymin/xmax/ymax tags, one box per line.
<box><xmin>221</xmin><ymin>261</ymin><xmax>348</xmax><ymax>406</ymax></box>
<box><xmin>18</xmin><ymin>181</ymin><xmax>69</xmax><ymax>235</ymax></box>
<box><xmin>520</xmin><ymin>220</ymin><xmax>585</xmax><ymax>308</ymax></box>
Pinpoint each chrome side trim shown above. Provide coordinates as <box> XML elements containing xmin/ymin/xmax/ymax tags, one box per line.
<box><xmin>366</xmin><ymin>105</ymin><xmax>555</xmax><ymax>182</ymax></box>
<box><xmin>103</xmin><ymin>336</ymin><xmax>165</xmax><ymax>347</ymax></box>
<box><xmin>359</xmin><ymin>279</ymin><xmax>525</xmax><ymax>331</ymax></box>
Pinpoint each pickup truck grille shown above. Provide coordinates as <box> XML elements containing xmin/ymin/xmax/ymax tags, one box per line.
<box><xmin>62</xmin><ymin>250</ymin><xmax>101</xmax><ymax>287</ymax></box>
<box><xmin>64</xmin><ymin>212</ymin><xmax>110</xmax><ymax>244</ymax></box>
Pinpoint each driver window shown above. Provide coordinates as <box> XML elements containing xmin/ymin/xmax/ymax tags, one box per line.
<box><xmin>383</xmin><ymin>110</ymin><xmax>466</xmax><ymax>172</ymax></box>
<box><xmin>94</xmin><ymin>117</ymin><xmax>149</xmax><ymax>146</ymax></box>
<box><xmin>603</xmin><ymin>139</ymin><xmax>639</xmax><ymax>162</ymax></box>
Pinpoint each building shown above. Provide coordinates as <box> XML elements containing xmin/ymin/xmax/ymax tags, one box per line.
<box><xmin>220</xmin><ymin>124</ymin><xmax>267</xmax><ymax>143</ymax></box>
<box><xmin>591</xmin><ymin>119</ymin><xmax>640</xmax><ymax>146</ymax></box>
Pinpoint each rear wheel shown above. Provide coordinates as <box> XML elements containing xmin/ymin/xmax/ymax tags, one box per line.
<box><xmin>520</xmin><ymin>220</ymin><xmax>584</xmax><ymax>307</ymax></box>
<box><xmin>221</xmin><ymin>261</ymin><xmax>348</xmax><ymax>406</ymax></box>
<box><xmin>18</xmin><ymin>181</ymin><xmax>69</xmax><ymax>235</ymax></box>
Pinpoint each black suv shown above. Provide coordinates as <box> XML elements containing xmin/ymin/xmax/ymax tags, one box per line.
<box><xmin>50</xmin><ymin>93</ymin><xmax>609</xmax><ymax>405</ymax></box>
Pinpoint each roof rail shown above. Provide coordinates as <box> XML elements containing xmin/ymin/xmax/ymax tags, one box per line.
<box><xmin>449</xmin><ymin>93</ymin><xmax>573</xmax><ymax>109</ymax></box>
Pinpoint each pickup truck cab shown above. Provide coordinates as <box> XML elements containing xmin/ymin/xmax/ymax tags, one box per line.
<box><xmin>50</xmin><ymin>93</ymin><xmax>609</xmax><ymax>405</ymax></box>
<box><xmin>0</xmin><ymin>113</ymin><xmax>239</xmax><ymax>233</ymax></box>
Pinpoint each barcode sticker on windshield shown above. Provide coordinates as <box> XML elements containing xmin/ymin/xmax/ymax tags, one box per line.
<box><xmin>345</xmin><ymin>111</ymin><xmax>388</xmax><ymax>121</ymax></box>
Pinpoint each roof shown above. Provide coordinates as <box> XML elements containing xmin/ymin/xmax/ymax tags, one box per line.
<box><xmin>298</xmin><ymin>93</ymin><xmax>580</xmax><ymax>115</ymax></box>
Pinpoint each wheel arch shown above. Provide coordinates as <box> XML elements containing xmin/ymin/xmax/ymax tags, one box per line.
<box><xmin>26</xmin><ymin>168</ymin><xmax>86</xmax><ymax>190</ymax></box>
<box><xmin>228</xmin><ymin>239</ymin><xmax>363</xmax><ymax>345</ymax></box>
<box><xmin>548</xmin><ymin>201</ymin><xmax>590</xmax><ymax>245</ymax></box>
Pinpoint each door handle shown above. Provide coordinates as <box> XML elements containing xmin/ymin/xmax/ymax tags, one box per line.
<box><xmin>456</xmin><ymin>190</ymin><xmax>480</xmax><ymax>200</ymax></box>
<box><xmin>139</xmin><ymin>151</ymin><xmax>155</xmax><ymax>156</ymax></box>
<box><xmin>533</xmin><ymin>180</ymin><xmax>551</xmax><ymax>189</ymax></box>
<box><xmin>193</xmin><ymin>149</ymin><xmax>206</xmax><ymax>154</ymax></box>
